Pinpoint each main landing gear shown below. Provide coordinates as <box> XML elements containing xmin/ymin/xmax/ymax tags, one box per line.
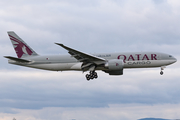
<box><xmin>86</xmin><ymin>71</ymin><xmax>98</xmax><ymax>81</ymax></box>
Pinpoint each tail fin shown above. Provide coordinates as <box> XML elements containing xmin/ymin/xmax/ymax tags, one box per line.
<box><xmin>7</xmin><ymin>31</ymin><xmax>38</xmax><ymax>58</ymax></box>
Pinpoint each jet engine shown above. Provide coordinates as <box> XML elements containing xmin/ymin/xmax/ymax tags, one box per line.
<box><xmin>104</xmin><ymin>59</ymin><xmax>124</xmax><ymax>75</ymax></box>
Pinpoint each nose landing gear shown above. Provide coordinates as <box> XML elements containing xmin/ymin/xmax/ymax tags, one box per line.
<box><xmin>86</xmin><ymin>71</ymin><xmax>98</xmax><ymax>81</ymax></box>
<box><xmin>160</xmin><ymin>66</ymin><xmax>166</xmax><ymax>75</ymax></box>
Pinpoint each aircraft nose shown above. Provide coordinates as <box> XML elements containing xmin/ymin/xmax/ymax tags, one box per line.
<box><xmin>171</xmin><ymin>57</ymin><xmax>177</xmax><ymax>64</ymax></box>
<box><xmin>173</xmin><ymin>57</ymin><xmax>177</xmax><ymax>63</ymax></box>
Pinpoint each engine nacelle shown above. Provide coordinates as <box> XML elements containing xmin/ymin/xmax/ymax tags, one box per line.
<box><xmin>105</xmin><ymin>59</ymin><xmax>124</xmax><ymax>71</ymax></box>
<box><xmin>104</xmin><ymin>59</ymin><xmax>124</xmax><ymax>75</ymax></box>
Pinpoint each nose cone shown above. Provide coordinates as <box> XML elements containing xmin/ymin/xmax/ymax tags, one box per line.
<box><xmin>173</xmin><ymin>57</ymin><xmax>177</xmax><ymax>63</ymax></box>
<box><xmin>170</xmin><ymin>57</ymin><xmax>177</xmax><ymax>64</ymax></box>
<box><xmin>168</xmin><ymin>54</ymin><xmax>177</xmax><ymax>64</ymax></box>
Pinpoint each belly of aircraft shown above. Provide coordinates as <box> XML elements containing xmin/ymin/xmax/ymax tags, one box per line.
<box><xmin>26</xmin><ymin>62</ymin><xmax>82</xmax><ymax>71</ymax></box>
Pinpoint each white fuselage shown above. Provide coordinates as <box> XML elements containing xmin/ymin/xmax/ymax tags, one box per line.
<box><xmin>5</xmin><ymin>31</ymin><xmax>177</xmax><ymax>80</ymax></box>
<box><xmin>9</xmin><ymin>52</ymin><xmax>177</xmax><ymax>71</ymax></box>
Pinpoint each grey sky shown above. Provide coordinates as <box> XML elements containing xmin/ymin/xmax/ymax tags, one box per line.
<box><xmin>0</xmin><ymin>0</ymin><xmax>180</xmax><ymax>120</ymax></box>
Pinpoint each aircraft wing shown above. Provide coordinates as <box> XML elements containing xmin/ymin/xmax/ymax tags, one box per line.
<box><xmin>55</xmin><ymin>43</ymin><xmax>106</xmax><ymax>71</ymax></box>
<box><xmin>55</xmin><ymin>43</ymin><xmax>106</xmax><ymax>62</ymax></box>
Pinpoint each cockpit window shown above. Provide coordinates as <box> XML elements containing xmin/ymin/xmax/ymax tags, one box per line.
<box><xmin>169</xmin><ymin>55</ymin><xmax>172</xmax><ymax>57</ymax></box>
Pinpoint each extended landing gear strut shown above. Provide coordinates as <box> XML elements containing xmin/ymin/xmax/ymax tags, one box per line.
<box><xmin>86</xmin><ymin>71</ymin><xmax>98</xmax><ymax>81</ymax></box>
<box><xmin>160</xmin><ymin>66</ymin><xmax>166</xmax><ymax>75</ymax></box>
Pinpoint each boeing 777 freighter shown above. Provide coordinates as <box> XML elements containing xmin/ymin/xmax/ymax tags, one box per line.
<box><xmin>4</xmin><ymin>31</ymin><xmax>177</xmax><ymax>80</ymax></box>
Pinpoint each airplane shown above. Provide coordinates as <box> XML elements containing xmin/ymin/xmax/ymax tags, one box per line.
<box><xmin>4</xmin><ymin>31</ymin><xmax>177</xmax><ymax>81</ymax></box>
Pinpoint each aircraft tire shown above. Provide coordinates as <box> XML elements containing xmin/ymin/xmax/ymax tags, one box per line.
<box><xmin>86</xmin><ymin>71</ymin><xmax>98</xmax><ymax>80</ymax></box>
<box><xmin>86</xmin><ymin>74</ymin><xmax>90</xmax><ymax>81</ymax></box>
<box><xmin>94</xmin><ymin>72</ymin><xmax>97</xmax><ymax>75</ymax></box>
<box><xmin>94</xmin><ymin>75</ymin><xmax>98</xmax><ymax>79</ymax></box>
<box><xmin>160</xmin><ymin>71</ymin><xmax>163</xmax><ymax>75</ymax></box>
<box><xmin>90</xmin><ymin>75</ymin><xmax>94</xmax><ymax>79</ymax></box>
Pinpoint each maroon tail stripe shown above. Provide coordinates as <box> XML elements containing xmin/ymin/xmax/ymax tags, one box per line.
<box><xmin>10</xmin><ymin>38</ymin><xmax>20</xmax><ymax>43</ymax></box>
<box><xmin>9</xmin><ymin>35</ymin><xmax>20</xmax><ymax>42</ymax></box>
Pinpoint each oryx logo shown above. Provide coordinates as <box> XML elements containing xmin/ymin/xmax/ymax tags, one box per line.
<box><xmin>9</xmin><ymin>35</ymin><xmax>33</xmax><ymax>58</ymax></box>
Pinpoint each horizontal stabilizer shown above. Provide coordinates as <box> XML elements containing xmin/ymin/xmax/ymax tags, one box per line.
<box><xmin>4</xmin><ymin>56</ymin><xmax>31</xmax><ymax>63</ymax></box>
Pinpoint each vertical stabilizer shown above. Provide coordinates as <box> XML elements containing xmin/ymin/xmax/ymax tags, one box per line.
<box><xmin>7</xmin><ymin>31</ymin><xmax>38</xmax><ymax>58</ymax></box>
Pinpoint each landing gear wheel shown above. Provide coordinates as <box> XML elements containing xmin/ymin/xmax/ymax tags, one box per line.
<box><xmin>85</xmin><ymin>71</ymin><xmax>98</xmax><ymax>80</ymax></box>
<box><xmin>94</xmin><ymin>72</ymin><xmax>97</xmax><ymax>76</ymax></box>
<box><xmin>90</xmin><ymin>71</ymin><xmax>93</xmax><ymax>74</ymax></box>
<box><xmin>90</xmin><ymin>75</ymin><xmax>94</xmax><ymax>79</ymax></box>
<box><xmin>94</xmin><ymin>75</ymin><xmax>98</xmax><ymax>79</ymax></box>
<box><xmin>86</xmin><ymin>74</ymin><xmax>90</xmax><ymax>81</ymax></box>
<box><xmin>160</xmin><ymin>66</ymin><xmax>165</xmax><ymax>75</ymax></box>
<box><xmin>160</xmin><ymin>71</ymin><xmax>163</xmax><ymax>75</ymax></box>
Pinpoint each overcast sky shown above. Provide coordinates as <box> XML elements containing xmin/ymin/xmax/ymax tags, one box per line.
<box><xmin>0</xmin><ymin>0</ymin><xmax>180</xmax><ymax>120</ymax></box>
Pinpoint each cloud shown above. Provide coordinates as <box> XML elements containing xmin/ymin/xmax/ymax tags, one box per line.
<box><xmin>0</xmin><ymin>103</ymin><xmax>180</xmax><ymax>120</ymax></box>
<box><xmin>0</xmin><ymin>63</ymin><xmax>179</xmax><ymax>110</ymax></box>
<box><xmin>0</xmin><ymin>0</ymin><xmax>180</xmax><ymax>119</ymax></box>
<box><xmin>1</xmin><ymin>0</ymin><xmax>179</xmax><ymax>56</ymax></box>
